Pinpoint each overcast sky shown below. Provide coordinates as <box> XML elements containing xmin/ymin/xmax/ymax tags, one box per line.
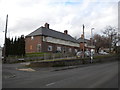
<box><xmin>0</xmin><ymin>0</ymin><xmax>118</xmax><ymax>47</ymax></box>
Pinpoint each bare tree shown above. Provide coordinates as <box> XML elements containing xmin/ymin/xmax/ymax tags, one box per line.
<box><xmin>93</xmin><ymin>34</ymin><xmax>109</xmax><ymax>53</ymax></box>
<box><xmin>103</xmin><ymin>26</ymin><xmax>118</xmax><ymax>52</ymax></box>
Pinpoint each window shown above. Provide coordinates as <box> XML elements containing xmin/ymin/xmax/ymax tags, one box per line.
<box><xmin>57</xmin><ymin>46</ymin><xmax>61</xmax><ymax>52</ymax></box>
<box><xmin>48</xmin><ymin>46</ymin><xmax>52</xmax><ymax>51</ymax></box>
<box><xmin>69</xmin><ymin>48</ymin><xmax>72</xmax><ymax>52</ymax></box>
<box><xmin>37</xmin><ymin>44</ymin><xmax>41</xmax><ymax>52</ymax></box>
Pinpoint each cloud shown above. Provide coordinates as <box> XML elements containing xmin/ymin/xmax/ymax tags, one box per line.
<box><xmin>0</xmin><ymin>0</ymin><xmax>118</xmax><ymax>46</ymax></box>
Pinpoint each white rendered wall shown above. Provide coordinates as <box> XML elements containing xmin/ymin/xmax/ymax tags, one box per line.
<box><xmin>43</xmin><ymin>36</ymin><xmax>79</xmax><ymax>47</ymax></box>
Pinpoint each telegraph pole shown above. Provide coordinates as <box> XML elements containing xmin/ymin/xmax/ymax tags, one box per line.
<box><xmin>90</xmin><ymin>28</ymin><xmax>94</xmax><ymax>63</ymax></box>
<box><xmin>3</xmin><ymin>14</ymin><xmax>8</xmax><ymax>63</ymax></box>
<box><xmin>83</xmin><ymin>24</ymin><xmax>85</xmax><ymax>58</ymax></box>
<box><xmin>91</xmin><ymin>28</ymin><xmax>94</xmax><ymax>46</ymax></box>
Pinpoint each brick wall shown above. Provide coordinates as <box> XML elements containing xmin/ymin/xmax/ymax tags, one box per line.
<box><xmin>42</xmin><ymin>41</ymin><xmax>79</xmax><ymax>54</ymax></box>
<box><xmin>80</xmin><ymin>42</ymin><xmax>85</xmax><ymax>51</ymax></box>
<box><xmin>25</xmin><ymin>35</ymin><xmax>80</xmax><ymax>54</ymax></box>
<box><xmin>25</xmin><ymin>36</ymin><xmax>43</xmax><ymax>53</ymax></box>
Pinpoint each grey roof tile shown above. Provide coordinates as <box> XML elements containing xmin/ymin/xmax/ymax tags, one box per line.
<box><xmin>26</xmin><ymin>27</ymin><xmax>79</xmax><ymax>43</ymax></box>
<box><xmin>77</xmin><ymin>38</ymin><xmax>88</xmax><ymax>43</ymax></box>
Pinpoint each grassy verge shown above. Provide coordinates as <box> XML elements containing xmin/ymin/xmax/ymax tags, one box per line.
<box><xmin>94</xmin><ymin>54</ymin><xmax>116</xmax><ymax>59</ymax></box>
<box><xmin>26</xmin><ymin>52</ymin><xmax>47</xmax><ymax>57</ymax></box>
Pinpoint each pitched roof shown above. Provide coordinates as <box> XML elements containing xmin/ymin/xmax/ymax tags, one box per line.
<box><xmin>26</xmin><ymin>27</ymin><xmax>79</xmax><ymax>43</ymax></box>
<box><xmin>77</xmin><ymin>38</ymin><xmax>89</xmax><ymax>43</ymax></box>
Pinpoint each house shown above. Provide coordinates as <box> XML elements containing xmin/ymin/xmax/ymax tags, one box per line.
<box><xmin>77</xmin><ymin>34</ymin><xmax>95</xmax><ymax>52</ymax></box>
<box><xmin>25</xmin><ymin>23</ymin><xmax>80</xmax><ymax>54</ymax></box>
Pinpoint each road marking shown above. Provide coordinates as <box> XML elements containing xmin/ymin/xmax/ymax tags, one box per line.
<box><xmin>46</xmin><ymin>82</ymin><xmax>55</xmax><ymax>86</ymax></box>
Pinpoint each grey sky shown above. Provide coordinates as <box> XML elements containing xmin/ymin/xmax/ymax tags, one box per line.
<box><xmin>0</xmin><ymin>0</ymin><xmax>118</xmax><ymax>47</ymax></box>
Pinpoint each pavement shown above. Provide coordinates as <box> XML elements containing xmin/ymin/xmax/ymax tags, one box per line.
<box><xmin>2</xmin><ymin>60</ymin><xmax>119</xmax><ymax>88</ymax></box>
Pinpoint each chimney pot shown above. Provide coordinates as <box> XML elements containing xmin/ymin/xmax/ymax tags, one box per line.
<box><xmin>64</xmin><ymin>30</ymin><xmax>68</xmax><ymax>34</ymax></box>
<box><xmin>44</xmin><ymin>23</ymin><xmax>49</xmax><ymax>29</ymax></box>
<box><xmin>81</xmin><ymin>34</ymin><xmax>84</xmax><ymax>39</ymax></box>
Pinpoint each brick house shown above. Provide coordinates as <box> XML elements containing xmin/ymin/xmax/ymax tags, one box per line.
<box><xmin>77</xmin><ymin>34</ymin><xmax>95</xmax><ymax>52</ymax></box>
<box><xmin>25</xmin><ymin>23</ymin><xmax>80</xmax><ymax>54</ymax></box>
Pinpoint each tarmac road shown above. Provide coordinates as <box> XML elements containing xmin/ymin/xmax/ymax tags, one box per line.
<box><xmin>2</xmin><ymin>60</ymin><xmax>118</xmax><ymax>88</ymax></box>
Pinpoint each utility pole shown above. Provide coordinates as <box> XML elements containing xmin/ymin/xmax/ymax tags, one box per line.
<box><xmin>3</xmin><ymin>14</ymin><xmax>8</xmax><ymax>63</ymax></box>
<box><xmin>90</xmin><ymin>28</ymin><xmax>94</xmax><ymax>63</ymax></box>
<box><xmin>91</xmin><ymin>28</ymin><xmax>94</xmax><ymax>46</ymax></box>
<box><xmin>83</xmin><ymin>24</ymin><xmax>85</xmax><ymax>58</ymax></box>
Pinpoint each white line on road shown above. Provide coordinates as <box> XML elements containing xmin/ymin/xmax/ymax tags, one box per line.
<box><xmin>46</xmin><ymin>82</ymin><xmax>55</xmax><ymax>86</ymax></box>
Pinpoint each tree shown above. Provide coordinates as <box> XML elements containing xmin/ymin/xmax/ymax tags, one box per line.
<box><xmin>10</xmin><ymin>38</ymin><xmax>14</xmax><ymax>55</ymax></box>
<box><xmin>93</xmin><ymin>34</ymin><xmax>110</xmax><ymax>53</ymax></box>
<box><xmin>20</xmin><ymin>35</ymin><xmax>25</xmax><ymax>56</ymax></box>
<box><xmin>103</xmin><ymin>26</ymin><xmax>118</xmax><ymax>52</ymax></box>
<box><xmin>93</xmin><ymin>34</ymin><xmax>102</xmax><ymax>53</ymax></box>
<box><xmin>13</xmin><ymin>37</ymin><xmax>18</xmax><ymax>56</ymax></box>
<box><xmin>5</xmin><ymin>35</ymin><xmax>26</xmax><ymax>57</ymax></box>
<box><xmin>6</xmin><ymin>38</ymin><xmax>11</xmax><ymax>57</ymax></box>
<box><xmin>17</xmin><ymin>35</ymin><xmax>25</xmax><ymax>56</ymax></box>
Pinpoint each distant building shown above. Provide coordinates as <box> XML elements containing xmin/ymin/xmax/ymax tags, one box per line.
<box><xmin>25</xmin><ymin>23</ymin><xmax>80</xmax><ymax>54</ymax></box>
<box><xmin>77</xmin><ymin>34</ymin><xmax>95</xmax><ymax>52</ymax></box>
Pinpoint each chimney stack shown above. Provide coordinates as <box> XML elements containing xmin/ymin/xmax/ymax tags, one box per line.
<box><xmin>64</xmin><ymin>30</ymin><xmax>68</xmax><ymax>34</ymax></box>
<box><xmin>81</xmin><ymin>34</ymin><xmax>84</xmax><ymax>39</ymax></box>
<box><xmin>90</xmin><ymin>38</ymin><xmax>93</xmax><ymax>45</ymax></box>
<box><xmin>44</xmin><ymin>23</ymin><xmax>49</xmax><ymax>29</ymax></box>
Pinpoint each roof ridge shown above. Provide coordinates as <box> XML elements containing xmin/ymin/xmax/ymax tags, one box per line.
<box><xmin>26</xmin><ymin>27</ymin><xmax>79</xmax><ymax>43</ymax></box>
<box><xmin>48</xmin><ymin>28</ymin><xmax>74</xmax><ymax>38</ymax></box>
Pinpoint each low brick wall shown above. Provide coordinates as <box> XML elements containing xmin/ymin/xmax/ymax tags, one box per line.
<box><xmin>5</xmin><ymin>53</ymin><xmax>74</xmax><ymax>63</ymax></box>
<box><xmin>29</xmin><ymin>56</ymin><xmax>118</xmax><ymax>67</ymax></box>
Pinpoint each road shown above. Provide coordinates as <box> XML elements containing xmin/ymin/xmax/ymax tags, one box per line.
<box><xmin>2</xmin><ymin>61</ymin><xmax>118</xmax><ymax>88</ymax></box>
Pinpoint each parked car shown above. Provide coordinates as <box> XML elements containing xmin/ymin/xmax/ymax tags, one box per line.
<box><xmin>99</xmin><ymin>51</ymin><xmax>109</xmax><ymax>55</ymax></box>
<box><xmin>76</xmin><ymin>51</ymin><xmax>82</xmax><ymax>58</ymax></box>
<box><xmin>85</xmin><ymin>51</ymin><xmax>90</xmax><ymax>57</ymax></box>
<box><xmin>76</xmin><ymin>51</ymin><xmax>91</xmax><ymax>58</ymax></box>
